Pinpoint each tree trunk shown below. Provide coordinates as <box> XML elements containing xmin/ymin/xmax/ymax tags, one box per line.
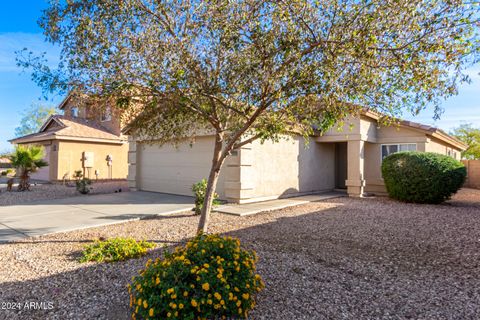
<box><xmin>197</xmin><ymin>133</ymin><xmax>224</xmax><ymax>233</ymax></box>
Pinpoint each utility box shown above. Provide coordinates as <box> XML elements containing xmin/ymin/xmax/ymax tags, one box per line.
<box><xmin>83</xmin><ymin>152</ymin><xmax>94</xmax><ymax>168</ymax></box>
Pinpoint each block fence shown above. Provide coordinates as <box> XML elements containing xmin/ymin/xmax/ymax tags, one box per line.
<box><xmin>462</xmin><ymin>160</ymin><xmax>480</xmax><ymax>189</ymax></box>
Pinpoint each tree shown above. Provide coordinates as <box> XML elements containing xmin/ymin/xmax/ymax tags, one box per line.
<box><xmin>17</xmin><ymin>0</ymin><xmax>479</xmax><ymax>232</ymax></box>
<box><xmin>8</xmin><ymin>145</ymin><xmax>48</xmax><ymax>191</ymax></box>
<box><xmin>452</xmin><ymin>123</ymin><xmax>480</xmax><ymax>159</ymax></box>
<box><xmin>15</xmin><ymin>103</ymin><xmax>57</xmax><ymax>137</ymax></box>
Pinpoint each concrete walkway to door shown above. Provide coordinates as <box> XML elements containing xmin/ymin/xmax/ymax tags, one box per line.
<box><xmin>0</xmin><ymin>191</ymin><xmax>194</xmax><ymax>242</ymax></box>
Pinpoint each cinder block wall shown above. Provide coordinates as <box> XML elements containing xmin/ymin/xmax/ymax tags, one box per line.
<box><xmin>462</xmin><ymin>160</ymin><xmax>480</xmax><ymax>189</ymax></box>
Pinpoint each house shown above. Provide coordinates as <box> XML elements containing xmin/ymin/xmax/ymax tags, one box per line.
<box><xmin>126</xmin><ymin>110</ymin><xmax>466</xmax><ymax>203</ymax></box>
<box><xmin>9</xmin><ymin>95</ymin><xmax>129</xmax><ymax>182</ymax></box>
<box><xmin>0</xmin><ymin>157</ymin><xmax>11</xmax><ymax>169</ymax></box>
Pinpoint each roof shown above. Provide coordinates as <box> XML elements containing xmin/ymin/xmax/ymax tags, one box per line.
<box><xmin>9</xmin><ymin>115</ymin><xmax>125</xmax><ymax>145</ymax></box>
<box><xmin>0</xmin><ymin>157</ymin><xmax>10</xmax><ymax>164</ymax></box>
<box><xmin>361</xmin><ymin>110</ymin><xmax>467</xmax><ymax>150</ymax></box>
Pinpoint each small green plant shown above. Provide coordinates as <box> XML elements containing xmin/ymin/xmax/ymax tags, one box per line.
<box><xmin>76</xmin><ymin>177</ymin><xmax>92</xmax><ymax>194</ymax></box>
<box><xmin>80</xmin><ymin>237</ymin><xmax>155</xmax><ymax>263</ymax></box>
<box><xmin>382</xmin><ymin>151</ymin><xmax>466</xmax><ymax>204</ymax></box>
<box><xmin>192</xmin><ymin>179</ymin><xmax>221</xmax><ymax>215</ymax></box>
<box><xmin>0</xmin><ymin>171</ymin><xmax>6</xmax><ymax>176</ymax></box>
<box><xmin>129</xmin><ymin>233</ymin><xmax>264</xmax><ymax>319</ymax></box>
<box><xmin>73</xmin><ymin>170</ymin><xmax>83</xmax><ymax>181</ymax></box>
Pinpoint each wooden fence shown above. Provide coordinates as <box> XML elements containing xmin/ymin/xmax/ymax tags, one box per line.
<box><xmin>462</xmin><ymin>160</ymin><xmax>480</xmax><ymax>189</ymax></box>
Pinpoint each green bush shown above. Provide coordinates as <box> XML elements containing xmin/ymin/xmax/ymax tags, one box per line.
<box><xmin>128</xmin><ymin>233</ymin><xmax>265</xmax><ymax>320</ymax></box>
<box><xmin>0</xmin><ymin>171</ymin><xmax>6</xmax><ymax>176</ymax></box>
<box><xmin>192</xmin><ymin>179</ymin><xmax>220</xmax><ymax>215</ymax></box>
<box><xmin>80</xmin><ymin>237</ymin><xmax>155</xmax><ymax>263</ymax></box>
<box><xmin>76</xmin><ymin>178</ymin><xmax>92</xmax><ymax>194</ymax></box>
<box><xmin>381</xmin><ymin>151</ymin><xmax>466</xmax><ymax>204</ymax></box>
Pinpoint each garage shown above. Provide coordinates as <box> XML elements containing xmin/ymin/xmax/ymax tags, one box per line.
<box><xmin>137</xmin><ymin>136</ymin><xmax>226</xmax><ymax>197</ymax></box>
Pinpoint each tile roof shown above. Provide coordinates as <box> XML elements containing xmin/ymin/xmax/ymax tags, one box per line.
<box><xmin>10</xmin><ymin>115</ymin><xmax>124</xmax><ymax>144</ymax></box>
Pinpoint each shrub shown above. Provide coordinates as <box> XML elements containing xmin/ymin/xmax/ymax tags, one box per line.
<box><xmin>381</xmin><ymin>151</ymin><xmax>466</xmax><ymax>204</ymax></box>
<box><xmin>80</xmin><ymin>237</ymin><xmax>155</xmax><ymax>263</ymax></box>
<box><xmin>128</xmin><ymin>233</ymin><xmax>265</xmax><ymax>320</ymax></box>
<box><xmin>0</xmin><ymin>171</ymin><xmax>6</xmax><ymax>176</ymax></box>
<box><xmin>76</xmin><ymin>177</ymin><xmax>92</xmax><ymax>194</ymax></box>
<box><xmin>192</xmin><ymin>179</ymin><xmax>221</xmax><ymax>215</ymax></box>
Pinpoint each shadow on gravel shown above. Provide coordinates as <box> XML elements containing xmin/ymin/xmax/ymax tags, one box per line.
<box><xmin>1</xmin><ymin>193</ymin><xmax>480</xmax><ymax>320</ymax></box>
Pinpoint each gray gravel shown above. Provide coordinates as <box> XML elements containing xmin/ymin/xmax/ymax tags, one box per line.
<box><xmin>0</xmin><ymin>188</ymin><xmax>479</xmax><ymax>319</ymax></box>
<box><xmin>0</xmin><ymin>181</ymin><xmax>129</xmax><ymax>206</ymax></box>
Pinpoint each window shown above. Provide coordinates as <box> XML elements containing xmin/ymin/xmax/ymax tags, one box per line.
<box><xmin>101</xmin><ymin>106</ymin><xmax>112</xmax><ymax>122</ymax></box>
<box><xmin>381</xmin><ymin>143</ymin><xmax>416</xmax><ymax>160</ymax></box>
<box><xmin>71</xmin><ymin>107</ymin><xmax>78</xmax><ymax>117</ymax></box>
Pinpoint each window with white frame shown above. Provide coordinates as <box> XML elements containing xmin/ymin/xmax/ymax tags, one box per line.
<box><xmin>101</xmin><ymin>106</ymin><xmax>112</xmax><ymax>122</ymax></box>
<box><xmin>381</xmin><ymin>143</ymin><xmax>416</xmax><ymax>160</ymax></box>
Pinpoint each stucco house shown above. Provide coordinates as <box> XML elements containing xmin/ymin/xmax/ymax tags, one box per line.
<box><xmin>126</xmin><ymin>110</ymin><xmax>466</xmax><ymax>203</ymax></box>
<box><xmin>9</xmin><ymin>95</ymin><xmax>129</xmax><ymax>182</ymax></box>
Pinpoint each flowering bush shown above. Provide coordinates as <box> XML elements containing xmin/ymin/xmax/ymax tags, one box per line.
<box><xmin>80</xmin><ymin>237</ymin><xmax>155</xmax><ymax>263</ymax></box>
<box><xmin>128</xmin><ymin>233</ymin><xmax>265</xmax><ymax>319</ymax></box>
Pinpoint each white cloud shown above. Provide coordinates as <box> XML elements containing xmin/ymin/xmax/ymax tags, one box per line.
<box><xmin>0</xmin><ymin>32</ymin><xmax>60</xmax><ymax>73</ymax></box>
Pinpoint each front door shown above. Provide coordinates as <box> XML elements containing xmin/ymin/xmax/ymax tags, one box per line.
<box><xmin>335</xmin><ymin>142</ymin><xmax>348</xmax><ymax>189</ymax></box>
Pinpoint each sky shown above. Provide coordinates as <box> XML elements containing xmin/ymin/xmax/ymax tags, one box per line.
<box><xmin>0</xmin><ymin>1</ymin><xmax>479</xmax><ymax>152</ymax></box>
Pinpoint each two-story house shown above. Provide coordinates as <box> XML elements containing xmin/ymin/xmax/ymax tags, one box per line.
<box><xmin>10</xmin><ymin>94</ymin><xmax>129</xmax><ymax>182</ymax></box>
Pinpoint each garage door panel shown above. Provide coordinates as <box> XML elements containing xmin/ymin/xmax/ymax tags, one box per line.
<box><xmin>138</xmin><ymin>137</ymin><xmax>225</xmax><ymax>198</ymax></box>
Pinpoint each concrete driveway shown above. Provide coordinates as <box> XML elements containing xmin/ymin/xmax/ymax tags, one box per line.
<box><xmin>0</xmin><ymin>191</ymin><xmax>194</xmax><ymax>242</ymax></box>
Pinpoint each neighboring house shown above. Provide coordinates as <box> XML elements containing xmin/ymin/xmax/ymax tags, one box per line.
<box><xmin>126</xmin><ymin>110</ymin><xmax>466</xmax><ymax>203</ymax></box>
<box><xmin>0</xmin><ymin>157</ymin><xmax>11</xmax><ymax>169</ymax></box>
<box><xmin>9</xmin><ymin>95</ymin><xmax>128</xmax><ymax>182</ymax></box>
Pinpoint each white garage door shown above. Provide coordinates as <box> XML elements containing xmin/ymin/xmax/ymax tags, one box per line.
<box><xmin>138</xmin><ymin>136</ymin><xmax>225</xmax><ymax>197</ymax></box>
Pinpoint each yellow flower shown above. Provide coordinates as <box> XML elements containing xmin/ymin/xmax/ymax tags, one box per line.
<box><xmin>172</xmin><ymin>303</ymin><xmax>177</xmax><ymax>309</ymax></box>
<box><xmin>191</xmin><ymin>299</ymin><xmax>198</xmax><ymax>307</ymax></box>
<box><xmin>242</xmin><ymin>293</ymin><xmax>250</xmax><ymax>300</ymax></box>
<box><xmin>183</xmin><ymin>291</ymin><xmax>189</xmax><ymax>297</ymax></box>
<box><xmin>155</xmin><ymin>277</ymin><xmax>160</xmax><ymax>285</ymax></box>
<box><xmin>220</xmin><ymin>300</ymin><xmax>225</xmax><ymax>305</ymax></box>
<box><xmin>171</xmin><ymin>294</ymin><xmax>177</xmax><ymax>299</ymax></box>
<box><xmin>167</xmin><ymin>288</ymin><xmax>174</xmax><ymax>294</ymax></box>
<box><xmin>137</xmin><ymin>298</ymin><xmax>142</xmax><ymax>306</ymax></box>
<box><xmin>202</xmin><ymin>283</ymin><xmax>210</xmax><ymax>291</ymax></box>
<box><xmin>234</xmin><ymin>287</ymin><xmax>240</xmax><ymax>292</ymax></box>
<box><xmin>179</xmin><ymin>303</ymin><xmax>184</xmax><ymax>309</ymax></box>
<box><xmin>204</xmin><ymin>263</ymin><xmax>210</xmax><ymax>268</ymax></box>
<box><xmin>236</xmin><ymin>300</ymin><xmax>241</xmax><ymax>307</ymax></box>
<box><xmin>149</xmin><ymin>308</ymin><xmax>154</xmax><ymax>317</ymax></box>
<box><xmin>175</xmin><ymin>311</ymin><xmax>179</xmax><ymax>317</ymax></box>
<box><xmin>238</xmin><ymin>308</ymin><xmax>242</xmax><ymax>314</ymax></box>
<box><xmin>207</xmin><ymin>299</ymin><xmax>213</xmax><ymax>305</ymax></box>
<box><xmin>167</xmin><ymin>312</ymin><xmax>172</xmax><ymax>318</ymax></box>
<box><xmin>214</xmin><ymin>292</ymin><xmax>222</xmax><ymax>300</ymax></box>
<box><xmin>143</xmin><ymin>300</ymin><xmax>148</xmax><ymax>308</ymax></box>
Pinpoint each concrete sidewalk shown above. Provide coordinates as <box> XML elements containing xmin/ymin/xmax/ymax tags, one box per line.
<box><xmin>214</xmin><ymin>191</ymin><xmax>346</xmax><ymax>216</ymax></box>
<box><xmin>0</xmin><ymin>191</ymin><xmax>194</xmax><ymax>242</ymax></box>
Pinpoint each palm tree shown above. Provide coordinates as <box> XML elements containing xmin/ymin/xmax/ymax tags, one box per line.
<box><xmin>8</xmin><ymin>145</ymin><xmax>48</xmax><ymax>191</ymax></box>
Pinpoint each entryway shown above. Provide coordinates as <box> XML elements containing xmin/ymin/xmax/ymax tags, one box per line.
<box><xmin>335</xmin><ymin>142</ymin><xmax>348</xmax><ymax>189</ymax></box>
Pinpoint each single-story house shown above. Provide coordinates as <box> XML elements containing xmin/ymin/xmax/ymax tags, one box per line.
<box><xmin>0</xmin><ymin>157</ymin><xmax>12</xmax><ymax>169</ymax></box>
<box><xmin>9</xmin><ymin>95</ymin><xmax>128</xmax><ymax>182</ymax></box>
<box><xmin>126</xmin><ymin>111</ymin><xmax>466</xmax><ymax>203</ymax></box>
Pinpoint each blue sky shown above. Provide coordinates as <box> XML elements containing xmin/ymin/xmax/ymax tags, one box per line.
<box><xmin>0</xmin><ymin>1</ymin><xmax>479</xmax><ymax>152</ymax></box>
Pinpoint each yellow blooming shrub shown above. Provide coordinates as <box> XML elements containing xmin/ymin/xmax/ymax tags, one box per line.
<box><xmin>128</xmin><ymin>233</ymin><xmax>265</xmax><ymax>319</ymax></box>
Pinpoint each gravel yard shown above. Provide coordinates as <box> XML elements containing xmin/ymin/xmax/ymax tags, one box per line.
<box><xmin>0</xmin><ymin>188</ymin><xmax>479</xmax><ymax>319</ymax></box>
<box><xmin>0</xmin><ymin>180</ymin><xmax>129</xmax><ymax>206</ymax></box>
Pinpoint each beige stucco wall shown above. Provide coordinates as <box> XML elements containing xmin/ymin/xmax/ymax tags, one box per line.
<box><xmin>425</xmin><ymin>137</ymin><xmax>461</xmax><ymax>160</ymax></box>
<box><xmin>55</xmin><ymin>140</ymin><xmax>128</xmax><ymax>181</ymax></box>
<box><xmin>231</xmin><ymin>136</ymin><xmax>335</xmax><ymax>202</ymax></box>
